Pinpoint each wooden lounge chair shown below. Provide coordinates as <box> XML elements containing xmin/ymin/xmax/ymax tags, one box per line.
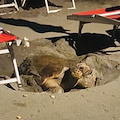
<box><xmin>67</xmin><ymin>6</ymin><xmax>120</xmax><ymax>40</ymax></box>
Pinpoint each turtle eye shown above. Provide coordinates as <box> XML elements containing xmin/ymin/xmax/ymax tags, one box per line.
<box><xmin>75</xmin><ymin>69</ymin><xmax>78</xmax><ymax>72</ymax></box>
<box><xmin>79</xmin><ymin>67</ymin><xmax>84</xmax><ymax>70</ymax></box>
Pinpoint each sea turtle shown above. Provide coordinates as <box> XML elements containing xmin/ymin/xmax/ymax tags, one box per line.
<box><xmin>19</xmin><ymin>57</ymin><xmax>99</xmax><ymax>93</ymax></box>
<box><xmin>41</xmin><ymin>62</ymin><xmax>93</xmax><ymax>93</ymax></box>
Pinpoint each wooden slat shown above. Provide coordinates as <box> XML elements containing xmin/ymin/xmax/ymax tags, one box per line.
<box><xmin>67</xmin><ymin>14</ymin><xmax>120</xmax><ymax>25</ymax></box>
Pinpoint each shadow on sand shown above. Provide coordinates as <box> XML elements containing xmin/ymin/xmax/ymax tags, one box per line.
<box><xmin>46</xmin><ymin>32</ymin><xmax>117</xmax><ymax>55</ymax></box>
<box><xmin>0</xmin><ymin>18</ymin><xmax>118</xmax><ymax>56</ymax></box>
<box><xmin>0</xmin><ymin>18</ymin><xmax>68</xmax><ymax>34</ymax></box>
<box><xmin>106</xmin><ymin>28</ymin><xmax>120</xmax><ymax>43</ymax></box>
<box><xmin>21</xmin><ymin>0</ymin><xmax>63</xmax><ymax>9</ymax></box>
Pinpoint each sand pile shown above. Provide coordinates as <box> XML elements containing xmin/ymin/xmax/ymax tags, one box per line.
<box><xmin>4</xmin><ymin>38</ymin><xmax>119</xmax><ymax>93</ymax></box>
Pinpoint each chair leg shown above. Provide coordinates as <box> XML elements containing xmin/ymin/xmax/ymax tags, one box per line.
<box><xmin>13</xmin><ymin>58</ymin><xmax>21</xmax><ymax>87</ymax></box>
<box><xmin>72</xmin><ymin>0</ymin><xmax>76</xmax><ymax>9</ymax></box>
<box><xmin>68</xmin><ymin>0</ymin><xmax>76</xmax><ymax>9</ymax></box>
<box><xmin>44</xmin><ymin>0</ymin><xmax>61</xmax><ymax>13</ymax></box>
<box><xmin>14</xmin><ymin>0</ymin><xmax>19</xmax><ymax>11</ymax></box>
<box><xmin>22</xmin><ymin>0</ymin><xmax>26</xmax><ymax>7</ymax></box>
<box><xmin>6</xmin><ymin>43</ymin><xmax>22</xmax><ymax>87</ymax></box>
<box><xmin>112</xmin><ymin>25</ymin><xmax>118</xmax><ymax>41</ymax></box>
<box><xmin>78</xmin><ymin>21</ymin><xmax>84</xmax><ymax>35</ymax></box>
<box><xmin>112</xmin><ymin>25</ymin><xmax>120</xmax><ymax>46</ymax></box>
<box><xmin>0</xmin><ymin>0</ymin><xmax>19</xmax><ymax>11</ymax></box>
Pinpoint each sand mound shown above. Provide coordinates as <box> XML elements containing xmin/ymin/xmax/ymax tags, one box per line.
<box><xmin>5</xmin><ymin>38</ymin><xmax>119</xmax><ymax>93</ymax></box>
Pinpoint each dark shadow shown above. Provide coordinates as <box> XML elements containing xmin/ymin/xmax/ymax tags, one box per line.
<box><xmin>22</xmin><ymin>0</ymin><xmax>63</xmax><ymax>10</ymax></box>
<box><xmin>0</xmin><ymin>18</ymin><xmax>68</xmax><ymax>34</ymax></box>
<box><xmin>46</xmin><ymin>32</ymin><xmax>116</xmax><ymax>56</ymax></box>
<box><xmin>106</xmin><ymin>6</ymin><xmax>120</xmax><ymax>12</ymax></box>
<box><xmin>106</xmin><ymin>28</ymin><xmax>120</xmax><ymax>43</ymax></box>
<box><xmin>5</xmin><ymin>84</ymin><xmax>16</xmax><ymax>90</ymax></box>
<box><xmin>74</xmin><ymin>33</ymin><xmax>116</xmax><ymax>55</ymax></box>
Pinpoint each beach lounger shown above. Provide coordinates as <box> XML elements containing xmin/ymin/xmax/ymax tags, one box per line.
<box><xmin>22</xmin><ymin>0</ymin><xmax>76</xmax><ymax>13</ymax></box>
<box><xmin>0</xmin><ymin>0</ymin><xmax>19</xmax><ymax>12</ymax></box>
<box><xmin>0</xmin><ymin>27</ymin><xmax>21</xmax><ymax>87</ymax></box>
<box><xmin>67</xmin><ymin>6</ymin><xmax>120</xmax><ymax>40</ymax></box>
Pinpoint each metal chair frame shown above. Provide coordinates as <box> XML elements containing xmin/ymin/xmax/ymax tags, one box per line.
<box><xmin>22</xmin><ymin>0</ymin><xmax>76</xmax><ymax>13</ymax></box>
<box><xmin>0</xmin><ymin>32</ymin><xmax>21</xmax><ymax>87</ymax></box>
<box><xmin>0</xmin><ymin>0</ymin><xmax>19</xmax><ymax>11</ymax></box>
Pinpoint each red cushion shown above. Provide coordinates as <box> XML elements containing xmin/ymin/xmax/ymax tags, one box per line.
<box><xmin>75</xmin><ymin>8</ymin><xmax>106</xmax><ymax>15</ymax></box>
<box><xmin>75</xmin><ymin>7</ymin><xmax>120</xmax><ymax>20</ymax></box>
<box><xmin>0</xmin><ymin>33</ymin><xmax>17</xmax><ymax>43</ymax></box>
<box><xmin>107</xmin><ymin>15</ymin><xmax>120</xmax><ymax>19</ymax></box>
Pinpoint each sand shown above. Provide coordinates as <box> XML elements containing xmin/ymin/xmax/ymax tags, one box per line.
<box><xmin>0</xmin><ymin>0</ymin><xmax>120</xmax><ymax>120</ymax></box>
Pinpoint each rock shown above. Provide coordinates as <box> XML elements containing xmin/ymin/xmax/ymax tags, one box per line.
<box><xmin>16</xmin><ymin>116</ymin><xmax>21</xmax><ymax>119</ymax></box>
<box><xmin>50</xmin><ymin>95</ymin><xmax>55</xmax><ymax>99</ymax></box>
<box><xmin>23</xmin><ymin>94</ymin><xmax>28</xmax><ymax>97</ymax></box>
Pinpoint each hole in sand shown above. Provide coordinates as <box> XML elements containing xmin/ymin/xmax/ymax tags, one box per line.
<box><xmin>11</xmin><ymin>53</ymin><xmax>120</xmax><ymax>93</ymax></box>
<box><xmin>2</xmin><ymin>38</ymin><xmax>120</xmax><ymax>93</ymax></box>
